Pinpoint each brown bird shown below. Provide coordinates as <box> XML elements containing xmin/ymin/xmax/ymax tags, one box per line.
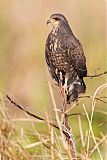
<box><xmin>45</xmin><ymin>13</ymin><xmax>87</xmax><ymax>102</ymax></box>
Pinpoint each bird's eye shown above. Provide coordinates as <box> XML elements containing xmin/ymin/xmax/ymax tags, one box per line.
<box><xmin>53</xmin><ymin>17</ymin><xmax>60</xmax><ymax>21</ymax></box>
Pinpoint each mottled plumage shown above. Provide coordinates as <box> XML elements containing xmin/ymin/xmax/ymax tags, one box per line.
<box><xmin>45</xmin><ymin>14</ymin><xmax>87</xmax><ymax>102</ymax></box>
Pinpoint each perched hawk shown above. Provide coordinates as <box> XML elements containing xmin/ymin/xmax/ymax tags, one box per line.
<box><xmin>45</xmin><ymin>14</ymin><xmax>87</xmax><ymax>102</ymax></box>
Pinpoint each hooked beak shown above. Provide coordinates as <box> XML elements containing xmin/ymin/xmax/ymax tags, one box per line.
<box><xmin>47</xmin><ymin>19</ymin><xmax>51</xmax><ymax>25</ymax></box>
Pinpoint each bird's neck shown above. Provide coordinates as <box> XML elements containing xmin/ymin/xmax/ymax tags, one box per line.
<box><xmin>51</xmin><ymin>24</ymin><xmax>72</xmax><ymax>36</ymax></box>
<box><xmin>51</xmin><ymin>27</ymin><xmax>59</xmax><ymax>36</ymax></box>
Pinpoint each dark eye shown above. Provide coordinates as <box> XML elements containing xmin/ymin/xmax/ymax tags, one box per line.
<box><xmin>53</xmin><ymin>17</ymin><xmax>60</xmax><ymax>21</ymax></box>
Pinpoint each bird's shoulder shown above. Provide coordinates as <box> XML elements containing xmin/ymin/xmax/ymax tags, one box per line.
<box><xmin>66</xmin><ymin>35</ymin><xmax>87</xmax><ymax>77</ymax></box>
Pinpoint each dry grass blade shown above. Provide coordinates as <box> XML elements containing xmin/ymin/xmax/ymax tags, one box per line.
<box><xmin>89</xmin><ymin>134</ymin><xmax>107</xmax><ymax>156</ymax></box>
<box><xmin>96</xmin><ymin>110</ymin><xmax>107</xmax><ymax>115</ymax></box>
<box><xmin>78</xmin><ymin>116</ymin><xmax>85</xmax><ymax>148</ymax></box>
<box><xmin>86</xmin><ymin>83</ymin><xmax>107</xmax><ymax>158</ymax></box>
<box><xmin>24</xmin><ymin>139</ymin><xmax>50</xmax><ymax>149</ymax></box>
<box><xmin>0</xmin><ymin>96</ymin><xmax>34</xmax><ymax>160</ymax></box>
<box><xmin>54</xmin><ymin>130</ymin><xmax>64</xmax><ymax>160</ymax></box>
<box><xmin>91</xmin><ymin>83</ymin><xmax>107</xmax><ymax>123</ymax></box>
<box><xmin>0</xmin><ymin>93</ymin><xmax>7</xmax><ymax>119</ymax></box>
<box><xmin>83</xmin><ymin>104</ymin><xmax>103</xmax><ymax>160</ymax></box>
<box><xmin>51</xmin><ymin>126</ymin><xmax>54</xmax><ymax>160</ymax></box>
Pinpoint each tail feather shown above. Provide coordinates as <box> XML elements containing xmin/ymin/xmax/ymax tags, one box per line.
<box><xmin>67</xmin><ymin>78</ymin><xmax>86</xmax><ymax>103</ymax></box>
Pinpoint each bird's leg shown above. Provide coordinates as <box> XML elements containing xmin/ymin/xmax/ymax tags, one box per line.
<box><xmin>61</xmin><ymin>77</ymin><xmax>68</xmax><ymax>96</ymax></box>
<box><xmin>59</xmin><ymin>71</ymin><xmax>63</xmax><ymax>87</ymax></box>
<box><xmin>59</xmin><ymin>72</ymin><xmax>68</xmax><ymax>96</ymax></box>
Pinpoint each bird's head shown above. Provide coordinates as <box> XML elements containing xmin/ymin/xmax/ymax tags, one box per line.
<box><xmin>47</xmin><ymin>13</ymin><xmax>68</xmax><ymax>28</ymax></box>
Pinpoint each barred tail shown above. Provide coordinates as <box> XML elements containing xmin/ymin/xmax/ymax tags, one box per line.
<box><xmin>67</xmin><ymin>78</ymin><xmax>86</xmax><ymax>103</ymax></box>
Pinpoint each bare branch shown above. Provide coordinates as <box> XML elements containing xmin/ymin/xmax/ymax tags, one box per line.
<box><xmin>68</xmin><ymin>95</ymin><xmax>107</xmax><ymax>104</ymax></box>
<box><xmin>6</xmin><ymin>95</ymin><xmax>75</xmax><ymax>141</ymax></box>
<box><xmin>6</xmin><ymin>95</ymin><xmax>44</xmax><ymax>121</ymax></box>
<box><xmin>86</xmin><ymin>70</ymin><xmax>107</xmax><ymax>79</ymax></box>
<box><xmin>57</xmin><ymin>74</ymin><xmax>77</xmax><ymax>160</ymax></box>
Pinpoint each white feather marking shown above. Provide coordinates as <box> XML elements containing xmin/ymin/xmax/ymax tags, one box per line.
<box><xmin>54</xmin><ymin>39</ymin><xmax>58</xmax><ymax>51</ymax></box>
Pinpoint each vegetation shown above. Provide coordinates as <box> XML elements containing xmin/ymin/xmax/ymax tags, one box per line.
<box><xmin>0</xmin><ymin>0</ymin><xmax>106</xmax><ymax>159</ymax></box>
<box><xmin>0</xmin><ymin>82</ymin><xmax>107</xmax><ymax>159</ymax></box>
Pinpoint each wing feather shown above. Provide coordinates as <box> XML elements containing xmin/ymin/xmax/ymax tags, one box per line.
<box><xmin>67</xmin><ymin>36</ymin><xmax>87</xmax><ymax>78</ymax></box>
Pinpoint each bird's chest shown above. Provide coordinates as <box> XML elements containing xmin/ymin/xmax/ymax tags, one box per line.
<box><xmin>48</xmin><ymin>36</ymin><xmax>60</xmax><ymax>54</ymax></box>
<box><xmin>48</xmin><ymin>36</ymin><xmax>69</xmax><ymax>67</ymax></box>
<box><xmin>50</xmin><ymin>42</ymin><xmax>64</xmax><ymax>66</ymax></box>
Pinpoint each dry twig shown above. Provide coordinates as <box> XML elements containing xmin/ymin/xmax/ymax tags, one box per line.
<box><xmin>86</xmin><ymin>70</ymin><xmax>107</xmax><ymax>79</ymax></box>
<box><xmin>6</xmin><ymin>95</ymin><xmax>76</xmax><ymax>145</ymax></box>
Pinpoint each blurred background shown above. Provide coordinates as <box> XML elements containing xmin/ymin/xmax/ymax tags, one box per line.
<box><xmin>0</xmin><ymin>0</ymin><xmax>106</xmax><ymax>159</ymax></box>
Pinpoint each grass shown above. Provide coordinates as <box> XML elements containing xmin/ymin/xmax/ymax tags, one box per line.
<box><xmin>0</xmin><ymin>83</ymin><xmax>107</xmax><ymax>160</ymax></box>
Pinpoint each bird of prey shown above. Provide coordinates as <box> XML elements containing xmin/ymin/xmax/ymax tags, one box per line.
<box><xmin>45</xmin><ymin>13</ymin><xmax>87</xmax><ymax>102</ymax></box>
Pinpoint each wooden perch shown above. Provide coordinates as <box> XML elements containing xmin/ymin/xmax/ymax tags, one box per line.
<box><xmin>48</xmin><ymin>81</ymin><xmax>77</xmax><ymax>160</ymax></box>
<box><xmin>62</xmin><ymin>91</ymin><xmax>77</xmax><ymax>159</ymax></box>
